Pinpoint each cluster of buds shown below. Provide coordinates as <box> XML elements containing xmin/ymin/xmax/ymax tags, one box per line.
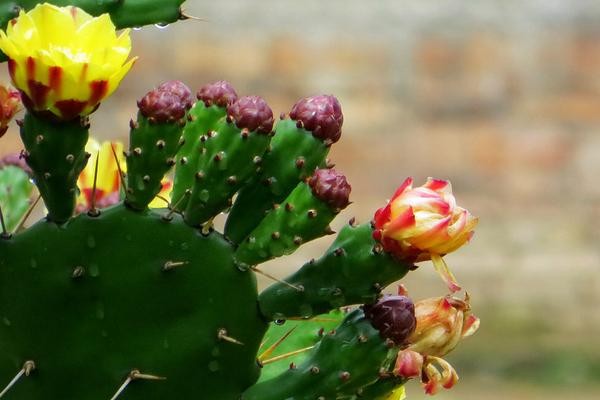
<box><xmin>393</xmin><ymin>291</ymin><xmax>480</xmax><ymax>395</ymax></box>
<box><xmin>373</xmin><ymin>177</ymin><xmax>478</xmax><ymax>292</ymax></box>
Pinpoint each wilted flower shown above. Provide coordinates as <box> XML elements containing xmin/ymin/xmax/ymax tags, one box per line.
<box><xmin>77</xmin><ymin>138</ymin><xmax>171</xmax><ymax>213</ymax></box>
<box><xmin>393</xmin><ymin>293</ymin><xmax>480</xmax><ymax>395</ymax></box>
<box><xmin>0</xmin><ymin>84</ymin><xmax>21</xmax><ymax>137</ymax></box>
<box><xmin>373</xmin><ymin>177</ymin><xmax>478</xmax><ymax>292</ymax></box>
<box><xmin>0</xmin><ymin>3</ymin><xmax>136</xmax><ymax>120</ymax></box>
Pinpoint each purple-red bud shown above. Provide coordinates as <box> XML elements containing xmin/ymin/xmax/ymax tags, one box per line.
<box><xmin>363</xmin><ymin>295</ymin><xmax>417</xmax><ymax>346</ymax></box>
<box><xmin>158</xmin><ymin>80</ymin><xmax>194</xmax><ymax>109</ymax></box>
<box><xmin>289</xmin><ymin>95</ymin><xmax>343</xmax><ymax>143</ymax></box>
<box><xmin>197</xmin><ymin>80</ymin><xmax>238</xmax><ymax>108</ymax></box>
<box><xmin>227</xmin><ymin>96</ymin><xmax>274</xmax><ymax>134</ymax></box>
<box><xmin>308</xmin><ymin>168</ymin><xmax>351</xmax><ymax>210</ymax></box>
<box><xmin>138</xmin><ymin>80</ymin><xmax>193</xmax><ymax>123</ymax></box>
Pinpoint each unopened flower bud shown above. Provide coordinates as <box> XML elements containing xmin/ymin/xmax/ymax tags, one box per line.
<box><xmin>227</xmin><ymin>96</ymin><xmax>274</xmax><ymax>134</ymax></box>
<box><xmin>363</xmin><ymin>295</ymin><xmax>417</xmax><ymax>346</ymax></box>
<box><xmin>373</xmin><ymin>177</ymin><xmax>478</xmax><ymax>292</ymax></box>
<box><xmin>197</xmin><ymin>80</ymin><xmax>238</xmax><ymax>107</ymax></box>
<box><xmin>289</xmin><ymin>95</ymin><xmax>343</xmax><ymax>143</ymax></box>
<box><xmin>308</xmin><ymin>168</ymin><xmax>351</xmax><ymax>210</ymax></box>
<box><xmin>138</xmin><ymin>81</ymin><xmax>193</xmax><ymax>123</ymax></box>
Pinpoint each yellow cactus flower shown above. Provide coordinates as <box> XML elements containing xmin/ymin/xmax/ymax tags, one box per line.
<box><xmin>77</xmin><ymin>139</ymin><xmax>123</xmax><ymax>212</ymax></box>
<box><xmin>77</xmin><ymin>138</ymin><xmax>171</xmax><ymax>213</ymax></box>
<box><xmin>373</xmin><ymin>177</ymin><xmax>478</xmax><ymax>292</ymax></box>
<box><xmin>0</xmin><ymin>3</ymin><xmax>136</xmax><ymax>120</ymax></box>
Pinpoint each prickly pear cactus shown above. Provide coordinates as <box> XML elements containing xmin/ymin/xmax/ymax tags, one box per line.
<box><xmin>0</xmin><ymin>3</ymin><xmax>481</xmax><ymax>399</ymax></box>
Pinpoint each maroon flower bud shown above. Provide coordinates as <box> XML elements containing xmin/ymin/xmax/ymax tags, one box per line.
<box><xmin>363</xmin><ymin>295</ymin><xmax>417</xmax><ymax>346</ymax></box>
<box><xmin>138</xmin><ymin>80</ymin><xmax>193</xmax><ymax>123</ymax></box>
<box><xmin>289</xmin><ymin>95</ymin><xmax>343</xmax><ymax>143</ymax></box>
<box><xmin>158</xmin><ymin>80</ymin><xmax>194</xmax><ymax>110</ymax></box>
<box><xmin>0</xmin><ymin>153</ymin><xmax>32</xmax><ymax>176</ymax></box>
<box><xmin>197</xmin><ymin>80</ymin><xmax>238</xmax><ymax>108</ymax></box>
<box><xmin>308</xmin><ymin>168</ymin><xmax>351</xmax><ymax>210</ymax></box>
<box><xmin>227</xmin><ymin>96</ymin><xmax>274</xmax><ymax>134</ymax></box>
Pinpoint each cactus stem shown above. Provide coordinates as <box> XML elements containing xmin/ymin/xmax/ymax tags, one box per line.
<box><xmin>163</xmin><ymin>260</ymin><xmax>189</xmax><ymax>272</ymax></box>
<box><xmin>250</xmin><ymin>266</ymin><xmax>304</xmax><ymax>292</ymax></box>
<box><xmin>0</xmin><ymin>360</ymin><xmax>35</xmax><ymax>398</ymax></box>
<box><xmin>258</xmin><ymin>327</ymin><xmax>297</xmax><ymax>362</ymax></box>
<box><xmin>109</xmin><ymin>370</ymin><xmax>166</xmax><ymax>400</ymax></box>
<box><xmin>110</xmin><ymin>142</ymin><xmax>128</xmax><ymax>195</ymax></box>
<box><xmin>260</xmin><ymin>346</ymin><xmax>315</xmax><ymax>366</ymax></box>
<box><xmin>12</xmin><ymin>194</ymin><xmax>41</xmax><ymax>235</ymax></box>
<box><xmin>0</xmin><ymin>204</ymin><xmax>10</xmax><ymax>239</ymax></box>
<box><xmin>217</xmin><ymin>328</ymin><xmax>244</xmax><ymax>345</ymax></box>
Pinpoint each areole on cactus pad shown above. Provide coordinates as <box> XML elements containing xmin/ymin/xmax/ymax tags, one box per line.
<box><xmin>0</xmin><ymin>2</ymin><xmax>480</xmax><ymax>400</ymax></box>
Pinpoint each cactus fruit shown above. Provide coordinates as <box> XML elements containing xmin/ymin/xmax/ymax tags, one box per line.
<box><xmin>0</xmin><ymin>3</ymin><xmax>480</xmax><ymax>399</ymax></box>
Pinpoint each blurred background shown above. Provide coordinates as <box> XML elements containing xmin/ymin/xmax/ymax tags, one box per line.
<box><xmin>2</xmin><ymin>0</ymin><xmax>600</xmax><ymax>398</ymax></box>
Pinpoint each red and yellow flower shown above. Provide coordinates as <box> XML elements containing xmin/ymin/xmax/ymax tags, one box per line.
<box><xmin>0</xmin><ymin>3</ymin><xmax>136</xmax><ymax>120</ymax></box>
<box><xmin>0</xmin><ymin>83</ymin><xmax>21</xmax><ymax>137</ymax></box>
<box><xmin>373</xmin><ymin>177</ymin><xmax>478</xmax><ymax>292</ymax></box>
<box><xmin>77</xmin><ymin>139</ymin><xmax>171</xmax><ymax>212</ymax></box>
<box><xmin>393</xmin><ymin>294</ymin><xmax>480</xmax><ymax>395</ymax></box>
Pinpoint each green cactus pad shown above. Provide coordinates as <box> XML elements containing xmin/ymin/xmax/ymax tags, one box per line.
<box><xmin>171</xmin><ymin>103</ymin><xmax>227</xmax><ymax>210</ymax></box>
<box><xmin>19</xmin><ymin>112</ymin><xmax>89</xmax><ymax>223</ymax></box>
<box><xmin>225</xmin><ymin>119</ymin><xmax>330</xmax><ymax>243</ymax></box>
<box><xmin>0</xmin><ymin>205</ymin><xmax>266</xmax><ymax>399</ymax></box>
<box><xmin>184</xmin><ymin>118</ymin><xmax>271</xmax><ymax>227</ymax></box>
<box><xmin>258</xmin><ymin>309</ymin><xmax>346</xmax><ymax>382</ymax></box>
<box><xmin>126</xmin><ymin>114</ymin><xmax>185</xmax><ymax>210</ymax></box>
<box><xmin>0</xmin><ymin>165</ymin><xmax>34</xmax><ymax>233</ymax></box>
<box><xmin>243</xmin><ymin>309</ymin><xmax>397</xmax><ymax>400</ymax></box>
<box><xmin>259</xmin><ymin>223</ymin><xmax>413</xmax><ymax>320</ymax></box>
<box><xmin>234</xmin><ymin>182</ymin><xmax>337</xmax><ymax>266</ymax></box>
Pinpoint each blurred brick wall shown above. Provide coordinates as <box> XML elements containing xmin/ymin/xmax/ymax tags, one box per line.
<box><xmin>1</xmin><ymin>0</ymin><xmax>600</xmax><ymax>388</ymax></box>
